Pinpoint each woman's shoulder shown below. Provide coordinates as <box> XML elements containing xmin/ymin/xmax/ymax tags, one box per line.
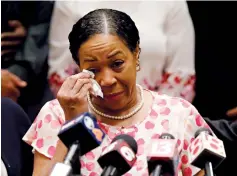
<box><xmin>148</xmin><ymin>89</ymin><xmax>194</xmax><ymax>110</ymax></box>
<box><xmin>32</xmin><ymin>99</ymin><xmax>65</xmax><ymax>125</ymax></box>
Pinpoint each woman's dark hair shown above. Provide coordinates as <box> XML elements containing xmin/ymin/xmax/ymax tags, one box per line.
<box><xmin>68</xmin><ymin>8</ymin><xmax>140</xmax><ymax>64</ymax></box>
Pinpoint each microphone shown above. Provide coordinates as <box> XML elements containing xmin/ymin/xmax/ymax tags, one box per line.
<box><xmin>97</xmin><ymin>134</ymin><xmax>138</xmax><ymax>176</ymax></box>
<box><xmin>188</xmin><ymin>128</ymin><xmax>226</xmax><ymax>176</ymax></box>
<box><xmin>50</xmin><ymin>112</ymin><xmax>106</xmax><ymax>176</ymax></box>
<box><xmin>147</xmin><ymin>133</ymin><xmax>179</xmax><ymax>176</ymax></box>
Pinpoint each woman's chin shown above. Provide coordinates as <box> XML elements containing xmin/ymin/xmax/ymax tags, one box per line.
<box><xmin>92</xmin><ymin>94</ymin><xmax>128</xmax><ymax>112</ymax></box>
<box><xmin>104</xmin><ymin>102</ymin><xmax>125</xmax><ymax>111</ymax></box>
<box><xmin>95</xmin><ymin>101</ymin><xmax>126</xmax><ymax>113</ymax></box>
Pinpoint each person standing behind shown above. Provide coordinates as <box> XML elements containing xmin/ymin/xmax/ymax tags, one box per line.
<box><xmin>1</xmin><ymin>1</ymin><xmax>55</xmax><ymax>121</ymax></box>
<box><xmin>1</xmin><ymin>98</ymin><xmax>33</xmax><ymax>176</ymax></box>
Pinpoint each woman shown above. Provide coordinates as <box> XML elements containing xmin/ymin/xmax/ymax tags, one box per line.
<box><xmin>48</xmin><ymin>1</ymin><xmax>195</xmax><ymax>102</ymax></box>
<box><xmin>24</xmin><ymin>9</ymin><xmax>207</xmax><ymax>176</ymax></box>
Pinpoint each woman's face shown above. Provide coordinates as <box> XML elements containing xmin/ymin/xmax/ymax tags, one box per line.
<box><xmin>78</xmin><ymin>34</ymin><xmax>139</xmax><ymax>111</ymax></box>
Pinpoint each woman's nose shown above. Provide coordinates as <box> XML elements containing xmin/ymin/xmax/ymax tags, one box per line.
<box><xmin>99</xmin><ymin>69</ymin><xmax>116</xmax><ymax>87</ymax></box>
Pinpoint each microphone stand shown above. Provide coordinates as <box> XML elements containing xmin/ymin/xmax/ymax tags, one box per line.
<box><xmin>101</xmin><ymin>165</ymin><xmax>120</xmax><ymax>176</ymax></box>
<box><xmin>150</xmin><ymin>165</ymin><xmax>162</xmax><ymax>176</ymax></box>
<box><xmin>50</xmin><ymin>141</ymin><xmax>81</xmax><ymax>176</ymax></box>
<box><xmin>205</xmin><ymin>161</ymin><xmax>214</xmax><ymax>176</ymax></box>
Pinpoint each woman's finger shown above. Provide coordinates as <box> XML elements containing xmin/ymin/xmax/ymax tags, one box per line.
<box><xmin>60</xmin><ymin>72</ymin><xmax>92</xmax><ymax>90</ymax></box>
<box><xmin>75</xmin><ymin>82</ymin><xmax>93</xmax><ymax>100</ymax></box>
<box><xmin>226</xmin><ymin>107</ymin><xmax>237</xmax><ymax>117</ymax></box>
<box><xmin>77</xmin><ymin>72</ymin><xmax>93</xmax><ymax>79</ymax></box>
<box><xmin>71</xmin><ymin>79</ymin><xmax>91</xmax><ymax>95</ymax></box>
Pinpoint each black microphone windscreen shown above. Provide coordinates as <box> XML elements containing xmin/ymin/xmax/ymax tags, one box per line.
<box><xmin>58</xmin><ymin>112</ymin><xmax>106</xmax><ymax>156</ymax></box>
<box><xmin>98</xmin><ymin>134</ymin><xmax>138</xmax><ymax>175</ymax></box>
<box><xmin>160</xmin><ymin>133</ymin><xmax>175</xmax><ymax>139</ymax></box>
<box><xmin>194</xmin><ymin>127</ymin><xmax>212</xmax><ymax>138</ymax></box>
<box><xmin>112</xmin><ymin>134</ymin><xmax>138</xmax><ymax>154</ymax></box>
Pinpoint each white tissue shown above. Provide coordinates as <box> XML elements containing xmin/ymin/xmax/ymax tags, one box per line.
<box><xmin>82</xmin><ymin>69</ymin><xmax>95</xmax><ymax>78</ymax></box>
<box><xmin>82</xmin><ymin>69</ymin><xmax>103</xmax><ymax>98</ymax></box>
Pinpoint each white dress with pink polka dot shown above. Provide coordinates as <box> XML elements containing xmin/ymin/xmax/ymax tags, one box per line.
<box><xmin>23</xmin><ymin>89</ymin><xmax>210</xmax><ymax>176</ymax></box>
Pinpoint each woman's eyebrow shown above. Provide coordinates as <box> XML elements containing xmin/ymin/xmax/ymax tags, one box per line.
<box><xmin>107</xmin><ymin>50</ymin><xmax>124</xmax><ymax>59</ymax></box>
<box><xmin>84</xmin><ymin>57</ymin><xmax>98</xmax><ymax>62</ymax></box>
<box><xmin>83</xmin><ymin>50</ymin><xmax>125</xmax><ymax>62</ymax></box>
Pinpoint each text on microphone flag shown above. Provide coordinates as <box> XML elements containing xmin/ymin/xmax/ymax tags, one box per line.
<box><xmin>120</xmin><ymin>145</ymin><xmax>136</xmax><ymax>162</ymax></box>
<box><xmin>102</xmin><ymin>139</ymin><xmax>136</xmax><ymax>164</ymax></box>
<box><xmin>148</xmin><ymin>139</ymin><xmax>178</xmax><ymax>158</ymax></box>
<box><xmin>58</xmin><ymin>112</ymin><xmax>106</xmax><ymax>155</ymax></box>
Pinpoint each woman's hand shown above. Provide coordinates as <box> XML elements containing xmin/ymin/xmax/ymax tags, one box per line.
<box><xmin>57</xmin><ymin>72</ymin><xmax>93</xmax><ymax>121</ymax></box>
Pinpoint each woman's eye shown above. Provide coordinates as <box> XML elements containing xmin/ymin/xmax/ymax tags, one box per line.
<box><xmin>111</xmin><ymin>60</ymin><xmax>124</xmax><ymax>68</ymax></box>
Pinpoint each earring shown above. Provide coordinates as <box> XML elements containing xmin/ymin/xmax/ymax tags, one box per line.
<box><xmin>135</xmin><ymin>47</ymin><xmax>141</xmax><ymax>71</ymax></box>
<box><xmin>136</xmin><ymin>60</ymin><xmax>141</xmax><ymax>71</ymax></box>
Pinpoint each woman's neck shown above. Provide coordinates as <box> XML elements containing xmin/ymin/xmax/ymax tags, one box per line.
<box><xmin>94</xmin><ymin>88</ymin><xmax>152</xmax><ymax>128</ymax></box>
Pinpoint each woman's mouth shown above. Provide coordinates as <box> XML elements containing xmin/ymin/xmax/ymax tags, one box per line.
<box><xmin>103</xmin><ymin>91</ymin><xmax>124</xmax><ymax>101</ymax></box>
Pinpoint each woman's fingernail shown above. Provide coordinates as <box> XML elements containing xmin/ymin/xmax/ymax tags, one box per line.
<box><xmin>21</xmin><ymin>81</ymin><xmax>27</xmax><ymax>86</ymax></box>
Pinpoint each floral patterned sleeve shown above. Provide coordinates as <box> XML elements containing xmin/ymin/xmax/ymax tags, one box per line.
<box><xmin>179</xmin><ymin>99</ymin><xmax>212</xmax><ymax>176</ymax></box>
<box><xmin>22</xmin><ymin>99</ymin><xmax>65</xmax><ymax>158</ymax></box>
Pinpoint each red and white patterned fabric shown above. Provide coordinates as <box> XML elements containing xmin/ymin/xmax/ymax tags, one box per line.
<box><xmin>48</xmin><ymin>1</ymin><xmax>195</xmax><ymax>102</ymax></box>
<box><xmin>23</xmin><ymin>89</ymin><xmax>210</xmax><ymax>176</ymax></box>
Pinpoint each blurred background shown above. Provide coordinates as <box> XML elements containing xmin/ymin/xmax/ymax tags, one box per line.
<box><xmin>187</xmin><ymin>1</ymin><xmax>237</xmax><ymax>120</ymax></box>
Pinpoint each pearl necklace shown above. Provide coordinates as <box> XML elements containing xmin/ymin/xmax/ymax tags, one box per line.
<box><xmin>87</xmin><ymin>84</ymin><xmax>144</xmax><ymax>120</ymax></box>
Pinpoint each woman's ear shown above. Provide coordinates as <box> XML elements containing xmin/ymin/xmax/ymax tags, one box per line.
<box><xmin>134</xmin><ymin>44</ymin><xmax>141</xmax><ymax>71</ymax></box>
<box><xmin>134</xmin><ymin>44</ymin><xmax>141</xmax><ymax>60</ymax></box>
